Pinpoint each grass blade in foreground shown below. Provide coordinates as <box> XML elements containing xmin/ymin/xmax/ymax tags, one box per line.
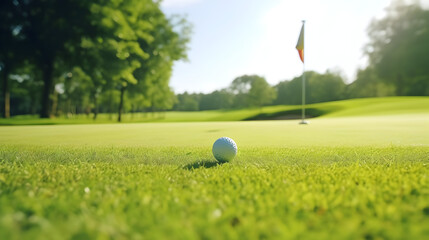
<box><xmin>0</xmin><ymin>146</ymin><xmax>428</xmax><ymax>239</ymax></box>
<box><xmin>1</xmin><ymin>107</ymin><xmax>429</xmax><ymax>239</ymax></box>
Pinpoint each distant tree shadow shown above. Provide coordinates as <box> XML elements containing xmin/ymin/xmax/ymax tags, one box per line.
<box><xmin>183</xmin><ymin>159</ymin><xmax>225</xmax><ymax>170</ymax></box>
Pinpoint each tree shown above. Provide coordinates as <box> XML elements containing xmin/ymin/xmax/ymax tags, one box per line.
<box><xmin>199</xmin><ymin>89</ymin><xmax>234</xmax><ymax>110</ymax></box>
<box><xmin>229</xmin><ymin>75</ymin><xmax>275</xmax><ymax>108</ymax></box>
<box><xmin>9</xmin><ymin>0</ymin><xmax>97</xmax><ymax>118</ymax></box>
<box><xmin>273</xmin><ymin>80</ymin><xmax>290</xmax><ymax>105</ymax></box>
<box><xmin>0</xmin><ymin>1</ymin><xmax>26</xmax><ymax>118</ymax></box>
<box><xmin>307</xmin><ymin>70</ymin><xmax>346</xmax><ymax>103</ymax></box>
<box><xmin>347</xmin><ymin>67</ymin><xmax>395</xmax><ymax>98</ymax></box>
<box><xmin>59</xmin><ymin>67</ymin><xmax>93</xmax><ymax>116</ymax></box>
<box><xmin>84</xmin><ymin>0</ymin><xmax>149</xmax><ymax>122</ymax></box>
<box><xmin>8</xmin><ymin>63</ymin><xmax>42</xmax><ymax>116</ymax></box>
<box><xmin>174</xmin><ymin>92</ymin><xmax>199</xmax><ymax>111</ymax></box>
<box><xmin>133</xmin><ymin>12</ymin><xmax>191</xmax><ymax>115</ymax></box>
<box><xmin>274</xmin><ymin>71</ymin><xmax>346</xmax><ymax>105</ymax></box>
<box><xmin>247</xmin><ymin>77</ymin><xmax>276</xmax><ymax>107</ymax></box>
<box><xmin>86</xmin><ymin>0</ymin><xmax>190</xmax><ymax>121</ymax></box>
<box><xmin>366</xmin><ymin>1</ymin><xmax>429</xmax><ymax>95</ymax></box>
<box><xmin>274</xmin><ymin>77</ymin><xmax>301</xmax><ymax>105</ymax></box>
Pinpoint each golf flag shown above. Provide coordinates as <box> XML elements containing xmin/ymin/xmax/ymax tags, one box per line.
<box><xmin>296</xmin><ymin>23</ymin><xmax>304</xmax><ymax>63</ymax></box>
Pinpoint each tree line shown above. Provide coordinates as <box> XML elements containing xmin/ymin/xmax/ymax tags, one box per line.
<box><xmin>1</xmin><ymin>1</ymin><xmax>428</xmax><ymax>119</ymax></box>
<box><xmin>174</xmin><ymin>71</ymin><xmax>347</xmax><ymax>111</ymax></box>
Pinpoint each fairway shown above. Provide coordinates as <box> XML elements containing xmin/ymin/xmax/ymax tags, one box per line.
<box><xmin>1</xmin><ymin>100</ymin><xmax>429</xmax><ymax>239</ymax></box>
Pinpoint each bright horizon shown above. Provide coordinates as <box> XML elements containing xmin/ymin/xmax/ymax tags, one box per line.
<box><xmin>162</xmin><ymin>0</ymin><xmax>428</xmax><ymax>94</ymax></box>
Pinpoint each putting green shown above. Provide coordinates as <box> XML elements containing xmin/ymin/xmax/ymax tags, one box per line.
<box><xmin>1</xmin><ymin>98</ymin><xmax>428</xmax><ymax>240</ymax></box>
<box><xmin>1</xmin><ymin>114</ymin><xmax>428</xmax><ymax>148</ymax></box>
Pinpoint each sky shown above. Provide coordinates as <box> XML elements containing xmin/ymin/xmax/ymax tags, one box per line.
<box><xmin>161</xmin><ymin>0</ymin><xmax>428</xmax><ymax>94</ymax></box>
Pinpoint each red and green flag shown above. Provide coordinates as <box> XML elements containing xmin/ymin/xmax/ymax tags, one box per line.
<box><xmin>296</xmin><ymin>23</ymin><xmax>304</xmax><ymax>63</ymax></box>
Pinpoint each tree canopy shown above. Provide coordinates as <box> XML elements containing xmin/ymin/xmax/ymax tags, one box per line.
<box><xmin>229</xmin><ymin>75</ymin><xmax>276</xmax><ymax>108</ymax></box>
<box><xmin>274</xmin><ymin>71</ymin><xmax>346</xmax><ymax>105</ymax></box>
<box><xmin>0</xmin><ymin>0</ymin><xmax>190</xmax><ymax>120</ymax></box>
<box><xmin>366</xmin><ymin>0</ymin><xmax>429</xmax><ymax>95</ymax></box>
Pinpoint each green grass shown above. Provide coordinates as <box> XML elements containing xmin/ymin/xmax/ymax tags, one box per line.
<box><xmin>1</xmin><ymin>96</ymin><xmax>428</xmax><ymax>125</ymax></box>
<box><xmin>0</xmin><ymin>106</ymin><xmax>294</xmax><ymax>125</ymax></box>
<box><xmin>1</xmin><ymin>145</ymin><xmax>428</xmax><ymax>239</ymax></box>
<box><xmin>1</xmin><ymin>97</ymin><xmax>429</xmax><ymax>239</ymax></box>
<box><xmin>1</xmin><ymin>114</ymin><xmax>429</xmax><ymax>147</ymax></box>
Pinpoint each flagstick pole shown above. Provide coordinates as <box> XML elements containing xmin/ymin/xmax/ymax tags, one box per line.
<box><xmin>300</xmin><ymin>20</ymin><xmax>308</xmax><ymax>125</ymax></box>
<box><xmin>301</xmin><ymin>60</ymin><xmax>306</xmax><ymax>122</ymax></box>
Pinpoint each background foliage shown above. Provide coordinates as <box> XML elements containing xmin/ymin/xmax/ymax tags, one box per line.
<box><xmin>0</xmin><ymin>0</ymin><xmax>428</xmax><ymax>118</ymax></box>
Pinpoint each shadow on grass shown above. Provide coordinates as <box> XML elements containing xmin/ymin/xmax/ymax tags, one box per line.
<box><xmin>183</xmin><ymin>159</ymin><xmax>225</xmax><ymax>170</ymax></box>
<box><xmin>243</xmin><ymin>108</ymin><xmax>327</xmax><ymax>120</ymax></box>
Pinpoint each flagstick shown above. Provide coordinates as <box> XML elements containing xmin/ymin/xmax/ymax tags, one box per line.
<box><xmin>300</xmin><ymin>20</ymin><xmax>308</xmax><ymax>125</ymax></box>
<box><xmin>300</xmin><ymin>61</ymin><xmax>307</xmax><ymax>124</ymax></box>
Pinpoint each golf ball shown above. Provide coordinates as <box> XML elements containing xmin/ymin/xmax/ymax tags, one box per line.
<box><xmin>212</xmin><ymin>137</ymin><xmax>237</xmax><ymax>163</ymax></box>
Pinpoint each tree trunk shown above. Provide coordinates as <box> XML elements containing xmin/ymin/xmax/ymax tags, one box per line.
<box><xmin>117</xmin><ymin>85</ymin><xmax>125</xmax><ymax>122</ymax></box>
<box><xmin>51</xmin><ymin>89</ymin><xmax>58</xmax><ymax>117</ymax></box>
<box><xmin>40</xmin><ymin>60</ymin><xmax>54</xmax><ymax>118</ymax></box>
<box><xmin>2</xmin><ymin>66</ymin><xmax>10</xmax><ymax>118</ymax></box>
<box><xmin>93</xmin><ymin>94</ymin><xmax>98</xmax><ymax>120</ymax></box>
<box><xmin>109</xmin><ymin>90</ymin><xmax>113</xmax><ymax>120</ymax></box>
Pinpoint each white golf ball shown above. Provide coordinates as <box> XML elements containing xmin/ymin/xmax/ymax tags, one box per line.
<box><xmin>212</xmin><ymin>137</ymin><xmax>237</xmax><ymax>163</ymax></box>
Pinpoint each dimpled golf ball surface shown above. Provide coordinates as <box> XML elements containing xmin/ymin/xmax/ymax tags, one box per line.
<box><xmin>212</xmin><ymin>137</ymin><xmax>237</xmax><ymax>162</ymax></box>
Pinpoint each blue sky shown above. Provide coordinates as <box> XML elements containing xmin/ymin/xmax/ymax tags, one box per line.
<box><xmin>162</xmin><ymin>0</ymin><xmax>427</xmax><ymax>93</ymax></box>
